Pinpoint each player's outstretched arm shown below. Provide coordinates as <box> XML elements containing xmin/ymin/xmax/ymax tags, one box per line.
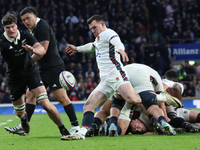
<box><xmin>65</xmin><ymin>44</ymin><xmax>78</xmax><ymax>55</ymax></box>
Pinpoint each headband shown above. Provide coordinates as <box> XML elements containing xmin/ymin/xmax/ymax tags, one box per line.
<box><xmin>3</xmin><ymin>22</ymin><xmax>17</xmax><ymax>26</ymax></box>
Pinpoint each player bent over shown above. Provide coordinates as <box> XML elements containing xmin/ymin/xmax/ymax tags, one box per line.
<box><xmin>1</xmin><ymin>14</ymin><xmax>70</xmax><ymax>137</ymax></box>
<box><xmin>86</xmin><ymin>63</ymin><xmax>181</xmax><ymax>137</ymax></box>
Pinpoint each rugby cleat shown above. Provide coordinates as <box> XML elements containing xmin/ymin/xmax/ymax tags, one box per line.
<box><xmin>4</xmin><ymin>124</ymin><xmax>26</xmax><ymax>136</ymax></box>
<box><xmin>108</xmin><ymin>123</ymin><xmax>118</xmax><ymax>137</ymax></box>
<box><xmin>160</xmin><ymin>92</ymin><xmax>183</xmax><ymax>108</ymax></box>
<box><xmin>161</xmin><ymin>120</ymin><xmax>176</xmax><ymax>136</ymax></box>
<box><xmin>69</xmin><ymin>126</ymin><xmax>80</xmax><ymax>135</ymax></box>
<box><xmin>185</xmin><ymin>123</ymin><xmax>200</xmax><ymax>133</ymax></box>
<box><xmin>152</xmin><ymin>121</ymin><xmax>165</xmax><ymax>135</ymax></box>
<box><xmin>61</xmin><ymin>133</ymin><xmax>85</xmax><ymax>140</ymax></box>
<box><xmin>98</xmin><ymin>121</ymin><xmax>107</xmax><ymax>136</ymax></box>
<box><xmin>85</xmin><ymin>126</ymin><xmax>99</xmax><ymax>137</ymax></box>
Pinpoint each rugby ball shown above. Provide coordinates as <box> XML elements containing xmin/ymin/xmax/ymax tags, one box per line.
<box><xmin>59</xmin><ymin>71</ymin><xmax>77</xmax><ymax>91</ymax></box>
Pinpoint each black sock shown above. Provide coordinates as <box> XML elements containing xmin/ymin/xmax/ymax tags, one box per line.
<box><xmin>149</xmin><ymin>115</ymin><xmax>158</xmax><ymax>124</ymax></box>
<box><xmin>158</xmin><ymin>116</ymin><xmax>167</xmax><ymax>124</ymax></box>
<box><xmin>91</xmin><ymin>117</ymin><xmax>102</xmax><ymax>130</ymax></box>
<box><xmin>170</xmin><ymin>117</ymin><xmax>188</xmax><ymax>128</ymax></box>
<box><xmin>25</xmin><ymin>103</ymin><xmax>35</xmax><ymax>122</ymax></box>
<box><xmin>64</xmin><ymin>103</ymin><xmax>79</xmax><ymax>126</ymax></box>
<box><xmin>110</xmin><ymin>116</ymin><xmax>118</xmax><ymax>124</ymax></box>
<box><xmin>59</xmin><ymin>125</ymin><xmax>70</xmax><ymax>136</ymax></box>
<box><xmin>81</xmin><ymin>111</ymin><xmax>94</xmax><ymax>129</ymax></box>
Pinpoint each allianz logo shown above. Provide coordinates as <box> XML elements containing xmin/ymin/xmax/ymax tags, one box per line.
<box><xmin>34</xmin><ymin>109</ymin><xmax>47</xmax><ymax>113</ymax></box>
<box><xmin>173</xmin><ymin>48</ymin><xmax>199</xmax><ymax>55</ymax></box>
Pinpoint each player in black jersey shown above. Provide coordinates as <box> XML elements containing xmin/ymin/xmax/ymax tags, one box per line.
<box><xmin>4</xmin><ymin>7</ymin><xmax>80</xmax><ymax>136</ymax></box>
<box><xmin>1</xmin><ymin>14</ymin><xmax>70</xmax><ymax>136</ymax></box>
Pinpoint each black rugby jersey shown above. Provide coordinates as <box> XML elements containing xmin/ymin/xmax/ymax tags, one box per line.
<box><xmin>31</xmin><ymin>19</ymin><xmax>64</xmax><ymax>70</ymax></box>
<box><xmin>0</xmin><ymin>30</ymin><xmax>37</xmax><ymax>78</ymax></box>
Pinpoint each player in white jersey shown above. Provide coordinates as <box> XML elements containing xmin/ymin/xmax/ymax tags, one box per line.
<box><xmin>62</xmin><ymin>15</ymin><xmax>181</xmax><ymax>140</ymax></box>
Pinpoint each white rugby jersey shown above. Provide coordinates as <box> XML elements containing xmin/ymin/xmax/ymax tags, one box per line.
<box><xmin>162</xmin><ymin>79</ymin><xmax>184</xmax><ymax>94</ymax></box>
<box><xmin>93</xmin><ymin>28</ymin><xmax>125</xmax><ymax>77</ymax></box>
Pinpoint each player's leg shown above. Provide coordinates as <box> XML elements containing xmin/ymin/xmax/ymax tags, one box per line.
<box><xmin>86</xmin><ymin>98</ymin><xmax>112</xmax><ymax>137</ymax></box>
<box><xmin>174</xmin><ymin>108</ymin><xmax>200</xmax><ymax>132</ymax></box>
<box><xmin>4</xmin><ymin>78</ymin><xmax>29</xmax><ymax>135</ymax></box>
<box><xmin>45</xmin><ymin>65</ymin><xmax>80</xmax><ymax>134</ymax></box>
<box><xmin>52</xmin><ymin>88</ymin><xmax>80</xmax><ymax>134</ymax></box>
<box><xmin>31</xmin><ymin>85</ymin><xmax>70</xmax><ymax>136</ymax></box>
<box><xmin>142</xmin><ymin>101</ymin><xmax>176</xmax><ymax>135</ymax></box>
<box><xmin>12</xmin><ymin>96</ymin><xmax>29</xmax><ymax>134</ymax></box>
<box><xmin>61</xmin><ymin>90</ymin><xmax>108</xmax><ymax>140</ymax></box>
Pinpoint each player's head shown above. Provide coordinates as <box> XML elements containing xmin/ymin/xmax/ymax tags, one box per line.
<box><xmin>20</xmin><ymin>7</ymin><xmax>38</xmax><ymax>29</ymax></box>
<box><xmin>165</xmin><ymin>70</ymin><xmax>179</xmax><ymax>82</ymax></box>
<box><xmin>1</xmin><ymin>14</ymin><xmax>18</xmax><ymax>38</ymax></box>
<box><xmin>129</xmin><ymin>119</ymin><xmax>146</xmax><ymax>134</ymax></box>
<box><xmin>87</xmin><ymin>15</ymin><xmax>106</xmax><ymax>37</ymax></box>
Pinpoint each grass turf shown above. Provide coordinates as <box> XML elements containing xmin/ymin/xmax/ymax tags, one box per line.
<box><xmin>0</xmin><ymin>111</ymin><xmax>200</xmax><ymax>150</ymax></box>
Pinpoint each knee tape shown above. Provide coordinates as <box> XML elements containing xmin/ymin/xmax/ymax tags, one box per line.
<box><xmin>196</xmin><ymin>113</ymin><xmax>200</xmax><ymax>123</ymax></box>
<box><xmin>14</xmin><ymin>103</ymin><xmax>25</xmax><ymax>112</ymax></box>
<box><xmin>111</xmin><ymin>95</ymin><xmax>125</xmax><ymax>111</ymax></box>
<box><xmin>139</xmin><ymin>90</ymin><xmax>157</xmax><ymax>103</ymax></box>
<box><xmin>36</xmin><ymin>92</ymin><xmax>48</xmax><ymax>102</ymax></box>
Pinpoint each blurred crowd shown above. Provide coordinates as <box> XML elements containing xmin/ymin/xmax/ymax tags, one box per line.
<box><xmin>0</xmin><ymin>0</ymin><xmax>200</xmax><ymax>103</ymax></box>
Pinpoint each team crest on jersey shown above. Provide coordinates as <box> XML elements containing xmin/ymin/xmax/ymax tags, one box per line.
<box><xmin>184</xmin><ymin>111</ymin><xmax>187</xmax><ymax>114</ymax></box>
<box><xmin>116</xmin><ymin>77</ymin><xmax>119</xmax><ymax>81</ymax></box>
<box><xmin>97</xmin><ymin>36</ymin><xmax>100</xmax><ymax>41</ymax></box>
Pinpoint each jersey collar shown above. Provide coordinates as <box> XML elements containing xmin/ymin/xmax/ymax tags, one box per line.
<box><xmin>29</xmin><ymin>17</ymin><xmax>40</xmax><ymax>34</ymax></box>
<box><xmin>3</xmin><ymin>30</ymin><xmax>20</xmax><ymax>45</ymax></box>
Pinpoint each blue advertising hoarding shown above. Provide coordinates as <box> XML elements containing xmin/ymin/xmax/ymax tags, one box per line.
<box><xmin>171</xmin><ymin>43</ymin><xmax>200</xmax><ymax>60</ymax></box>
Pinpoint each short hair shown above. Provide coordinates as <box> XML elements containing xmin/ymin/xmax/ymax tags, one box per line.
<box><xmin>1</xmin><ymin>14</ymin><xmax>17</xmax><ymax>26</ymax></box>
<box><xmin>20</xmin><ymin>7</ymin><xmax>38</xmax><ymax>17</ymax></box>
<box><xmin>87</xmin><ymin>15</ymin><xmax>104</xmax><ymax>25</ymax></box>
<box><xmin>165</xmin><ymin>70</ymin><xmax>179</xmax><ymax>81</ymax></box>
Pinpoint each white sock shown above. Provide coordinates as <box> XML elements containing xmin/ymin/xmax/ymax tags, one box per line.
<box><xmin>157</xmin><ymin>95</ymin><xmax>167</xmax><ymax>102</ymax></box>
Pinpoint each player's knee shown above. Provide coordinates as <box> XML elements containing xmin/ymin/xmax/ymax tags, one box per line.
<box><xmin>36</xmin><ymin>92</ymin><xmax>48</xmax><ymax>102</ymax></box>
<box><xmin>167</xmin><ymin>112</ymin><xmax>177</xmax><ymax>119</ymax></box>
<box><xmin>139</xmin><ymin>90</ymin><xmax>157</xmax><ymax>103</ymax></box>
<box><xmin>111</xmin><ymin>95</ymin><xmax>125</xmax><ymax>111</ymax></box>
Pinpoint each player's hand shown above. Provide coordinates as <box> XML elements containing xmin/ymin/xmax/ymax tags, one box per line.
<box><xmin>116</xmin><ymin>49</ymin><xmax>129</xmax><ymax>62</ymax></box>
<box><xmin>65</xmin><ymin>44</ymin><xmax>78</xmax><ymax>55</ymax></box>
<box><xmin>22</xmin><ymin>44</ymin><xmax>34</xmax><ymax>53</ymax></box>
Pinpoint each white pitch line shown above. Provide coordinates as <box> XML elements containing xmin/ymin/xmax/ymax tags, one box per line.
<box><xmin>0</xmin><ymin>119</ymin><xmax>14</xmax><ymax>127</ymax></box>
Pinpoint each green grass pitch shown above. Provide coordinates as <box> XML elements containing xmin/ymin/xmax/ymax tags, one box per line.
<box><xmin>0</xmin><ymin>111</ymin><xmax>200</xmax><ymax>150</ymax></box>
